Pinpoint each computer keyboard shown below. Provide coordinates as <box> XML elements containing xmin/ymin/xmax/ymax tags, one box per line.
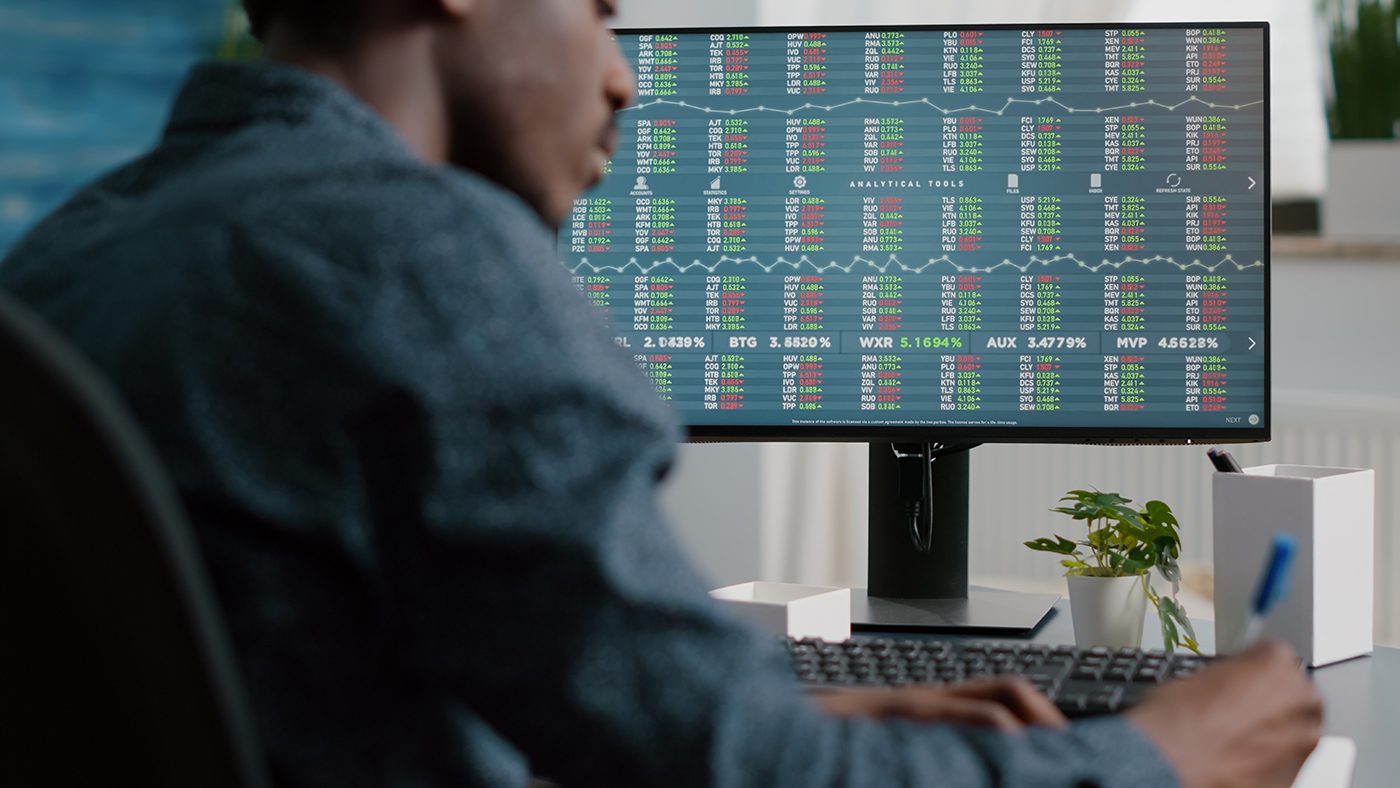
<box><xmin>787</xmin><ymin>637</ymin><xmax>1212</xmax><ymax>718</ymax></box>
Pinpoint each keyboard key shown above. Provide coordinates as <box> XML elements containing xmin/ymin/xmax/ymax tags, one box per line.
<box><xmin>1055</xmin><ymin>690</ymin><xmax>1088</xmax><ymax>714</ymax></box>
<box><xmin>1071</xmin><ymin>664</ymin><xmax>1105</xmax><ymax>681</ymax></box>
<box><xmin>1085</xmin><ymin>687</ymin><xmax>1123</xmax><ymax>714</ymax></box>
<box><xmin>1019</xmin><ymin>662</ymin><xmax>1071</xmax><ymax>684</ymax></box>
<box><xmin>1133</xmin><ymin>665</ymin><xmax>1165</xmax><ymax>683</ymax></box>
<box><xmin>1105</xmin><ymin>666</ymin><xmax>1132</xmax><ymax>683</ymax></box>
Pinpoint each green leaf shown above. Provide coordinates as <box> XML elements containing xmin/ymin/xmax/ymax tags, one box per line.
<box><xmin>1113</xmin><ymin>521</ymin><xmax>1154</xmax><ymax>543</ymax></box>
<box><xmin>1024</xmin><ymin>536</ymin><xmax>1079</xmax><ymax>555</ymax></box>
<box><xmin>1118</xmin><ymin>558</ymin><xmax>1151</xmax><ymax>576</ymax></box>
<box><xmin>1155</xmin><ymin>549</ymin><xmax>1182</xmax><ymax>594</ymax></box>
<box><xmin>1110</xmin><ymin>503</ymin><xmax>1145</xmax><ymax>522</ymax></box>
<box><xmin>1087</xmin><ymin>528</ymin><xmax>1113</xmax><ymax>550</ymax></box>
<box><xmin>1111</xmin><ymin>534</ymin><xmax>1139</xmax><ymax>553</ymax></box>
<box><xmin>1143</xmin><ymin>500</ymin><xmax>1179</xmax><ymax>530</ymax></box>
<box><xmin>1089</xmin><ymin>491</ymin><xmax>1133</xmax><ymax>507</ymax></box>
<box><xmin>1144</xmin><ymin>523</ymin><xmax>1178</xmax><ymax>542</ymax></box>
<box><xmin>1056</xmin><ymin>490</ymin><xmax>1140</xmax><ymax>525</ymax></box>
<box><xmin>1159</xmin><ymin>605</ymin><xmax>1179</xmax><ymax>653</ymax></box>
<box><xmin>1161</xmin><ymin>597</ymin><xmax>1197</xmax><ymax>643</ymax></box>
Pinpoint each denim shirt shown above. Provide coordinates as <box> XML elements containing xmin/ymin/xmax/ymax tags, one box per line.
<box><xmin>0</xmin><ymin>60</ymin><xmax>1177</xmax><ymax>788</ymax></box>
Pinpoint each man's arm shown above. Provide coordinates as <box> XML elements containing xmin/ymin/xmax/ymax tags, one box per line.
<box><xmin>339</xmin><ymin>172</ymin><xmax>1183</xmax><ymax>787</ymax></box>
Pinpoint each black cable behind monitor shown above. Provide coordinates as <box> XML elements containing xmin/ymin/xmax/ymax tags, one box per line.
<box><xmin>895</xmin><ymin>443</ymin><xmax>977</xmax><ymax>555</ymax></box>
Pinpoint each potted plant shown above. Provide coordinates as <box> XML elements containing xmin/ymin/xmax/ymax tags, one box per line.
<box><xmin>1025</xmin><ymin>490</ymin><xmax>1200</xmax><ymax>653</ymax></box>
<box><xmin>1321</xmin><ymin>0</ymin><xmax>1400</xmax><ymax>240</ymax></box>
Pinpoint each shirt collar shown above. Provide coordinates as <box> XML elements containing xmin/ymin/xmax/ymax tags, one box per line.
<box><xmin>162</xmin><ymin>59</ymin><xmax>412</xmax><ymax>156</ymax></box>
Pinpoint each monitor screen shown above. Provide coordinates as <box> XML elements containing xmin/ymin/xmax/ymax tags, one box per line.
<box><xmin>559</xmin><ymin>23</ymin><xmax>1270</xmax><ymax>443</ymax></box>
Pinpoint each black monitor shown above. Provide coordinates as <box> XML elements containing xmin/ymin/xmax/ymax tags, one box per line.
<box><xmin>559</xmin><ymin>22</ymin><xmax>1270</xmax><ymax>632</ymax></box>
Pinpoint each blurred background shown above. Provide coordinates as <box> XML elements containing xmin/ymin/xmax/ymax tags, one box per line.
<box><xmin>2</xmin><ymin>0</ymin><xmax>1397</xmax><ymax>644</ymax></box>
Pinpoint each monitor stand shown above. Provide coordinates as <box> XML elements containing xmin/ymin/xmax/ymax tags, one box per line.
<box><xmin>850</xmin><ymin>443</ymin><xmax>1059</xmax><ymax>634</ymax></box>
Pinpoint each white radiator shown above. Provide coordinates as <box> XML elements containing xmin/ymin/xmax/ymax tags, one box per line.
<box><xmin>968</xmin><ymin>393</ymin><xmax>1400</xmax><ymax>647</ymax></box>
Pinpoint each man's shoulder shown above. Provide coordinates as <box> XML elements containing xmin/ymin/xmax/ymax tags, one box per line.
<box><xmin>328</xmin><ymin>162</ymin><xmax>552</xmax><ymax>263</ymax></box>
<box><xmin>201</xmin><ymin>133</ymin><xmax>551</xmax><ymax>274</ymax></box>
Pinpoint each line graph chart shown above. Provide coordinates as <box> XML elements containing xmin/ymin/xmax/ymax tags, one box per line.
<box><xmin>569</xmin><ymin>253</ymin><xmax>1265</xmax><ymax>276</ymax></box>
<box><xmin>621</xmin><ymin>95</ymin><xmax>1265</xmax><ymax>118</ymax></box>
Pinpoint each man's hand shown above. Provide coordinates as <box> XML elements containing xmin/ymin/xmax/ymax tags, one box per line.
<box><xmin>813</xmin><ymin>677</ymin><xmax>1068</xmax><ymax>732</ymax></box>
<box><xmin>1128</xmin><ymin>640</ymin><xmax>1324</xmax><ymax>788</ymax></box>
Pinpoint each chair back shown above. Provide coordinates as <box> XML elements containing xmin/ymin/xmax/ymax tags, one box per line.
<box><xmin>0</xmin><ymin>290</ymin><xmax>269</xmax><ymax>788</ymax></box>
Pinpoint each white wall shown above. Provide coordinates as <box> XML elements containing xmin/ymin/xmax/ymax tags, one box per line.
<box><xmin>614</xmin><ymin>0</ymin><xmax>755</xmax><ymax>27</ymax></box>
<box><xmin>1270</xmin><ymin>256</ymin><xmax>1400</xmax><ymax>397</ymax></box>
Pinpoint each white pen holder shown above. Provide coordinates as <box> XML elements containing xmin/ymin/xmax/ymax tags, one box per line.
<box><xmin>709</xmin><ymin>582</ymin><xmax>851</xmax><ymax>642</ymax></box>
<box><xmin>1213</xmin><ymin>465</ymin><xmax>1374</xmax><ymax>667</ymax></box>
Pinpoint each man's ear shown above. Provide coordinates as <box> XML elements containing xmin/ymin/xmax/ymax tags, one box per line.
<box><xmin>435</xmin><ymin>0</ymin><xmax>479</xmax><ymax>20</ymax></box>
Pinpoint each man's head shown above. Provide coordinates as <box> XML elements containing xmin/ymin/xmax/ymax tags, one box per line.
<box><xmin>243</xmin><ymin>0</ymin><xmax>633</xmax><ymax>227</ymax></box>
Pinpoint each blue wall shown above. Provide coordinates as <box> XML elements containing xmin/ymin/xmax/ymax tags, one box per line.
<box><xmin>0</xmin><ymin>0</ymin><xmax>231</xmax><ymax>254</ymax></box>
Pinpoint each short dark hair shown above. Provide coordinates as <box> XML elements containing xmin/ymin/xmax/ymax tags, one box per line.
<box><xmin>241</xmin><ymin>0</ymin><xmax>367</xmax><ymax>48</ymax></box>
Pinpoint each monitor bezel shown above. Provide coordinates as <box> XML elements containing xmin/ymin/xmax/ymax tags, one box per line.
<box><xmin>604</xmin><ymin>21</ymin><xmax>1272</xmax><ymax>445</ymax></box>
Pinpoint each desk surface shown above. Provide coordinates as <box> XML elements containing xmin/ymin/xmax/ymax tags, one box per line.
<box><xmin>878</xmin><ymin>600</ymin><xmax>1399</xmax><ymax>788</ymax></box>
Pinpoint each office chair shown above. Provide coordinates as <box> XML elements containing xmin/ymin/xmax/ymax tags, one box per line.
<box><xmin>0</xmin><ymin>289</ymin><xmax>269</xmax><ymax>788</ymax></box>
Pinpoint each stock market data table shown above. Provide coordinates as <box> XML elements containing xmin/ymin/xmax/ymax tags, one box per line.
<box><xmin>561</xmin><ymin>26</ymin><xmax>1269</xmax><ymax>432</ymax></box>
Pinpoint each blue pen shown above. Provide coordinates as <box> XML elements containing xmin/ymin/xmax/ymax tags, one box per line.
<box><xmin>1235</xmin><ymin>533</ymin><xmax>1297</xmax><ymax>651</ymax></box>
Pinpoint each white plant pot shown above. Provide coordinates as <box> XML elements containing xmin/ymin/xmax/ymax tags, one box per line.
<box><xmin>1067</xmin><ymin>573</ymin><xmax>1148</xmax><ymax>649</ymax></box>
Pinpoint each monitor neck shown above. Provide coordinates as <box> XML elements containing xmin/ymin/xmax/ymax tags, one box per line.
<box><xmin>867</xmin><ymin>442</ymin><xmax>975</xmax><ymax>599</ymax></box>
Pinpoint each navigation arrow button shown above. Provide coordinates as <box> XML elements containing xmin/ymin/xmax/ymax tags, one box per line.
<box><xmin>1248</xmin><ymin>176</ymin><xmax>1257</xmax><ymax>190</ymax></box>
<box><xmin>1248</xmin><ymin>337</ymin><xmax>1257</xmax><ymax>350</ymax></box>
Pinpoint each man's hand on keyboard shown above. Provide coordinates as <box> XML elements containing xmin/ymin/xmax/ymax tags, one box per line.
<box><xmin>812</xmin><ymin>677</ymin><xmax>1069</xmax><ymax>732</ymax></box>
<box><xmin>1126</xmin><ymin>640</ymin><xmax>1324</xmax><ymax>788</ymax></box>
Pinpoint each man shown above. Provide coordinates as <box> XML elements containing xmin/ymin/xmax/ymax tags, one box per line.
<box><xmin>0</xmin><ymin>0</ymin><xmax>1321</xmax><ymax>785</ymax></box>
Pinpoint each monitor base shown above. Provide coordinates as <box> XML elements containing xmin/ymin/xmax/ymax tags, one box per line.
<box><xmin>850</xmin><ymin>587</ymin><xmax>1060</xmax><ymax>634</ymax></box>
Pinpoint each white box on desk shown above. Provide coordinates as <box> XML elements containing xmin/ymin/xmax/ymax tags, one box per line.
<box><xmin>709</xmin><ymin>582</ymin><xmax>850</xmax><ymax>642</ymax></box>
<box><xmin>1214</xmin><ymin>465</ymin><xmax>1374</xmax><ymax>667</ymax></box>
